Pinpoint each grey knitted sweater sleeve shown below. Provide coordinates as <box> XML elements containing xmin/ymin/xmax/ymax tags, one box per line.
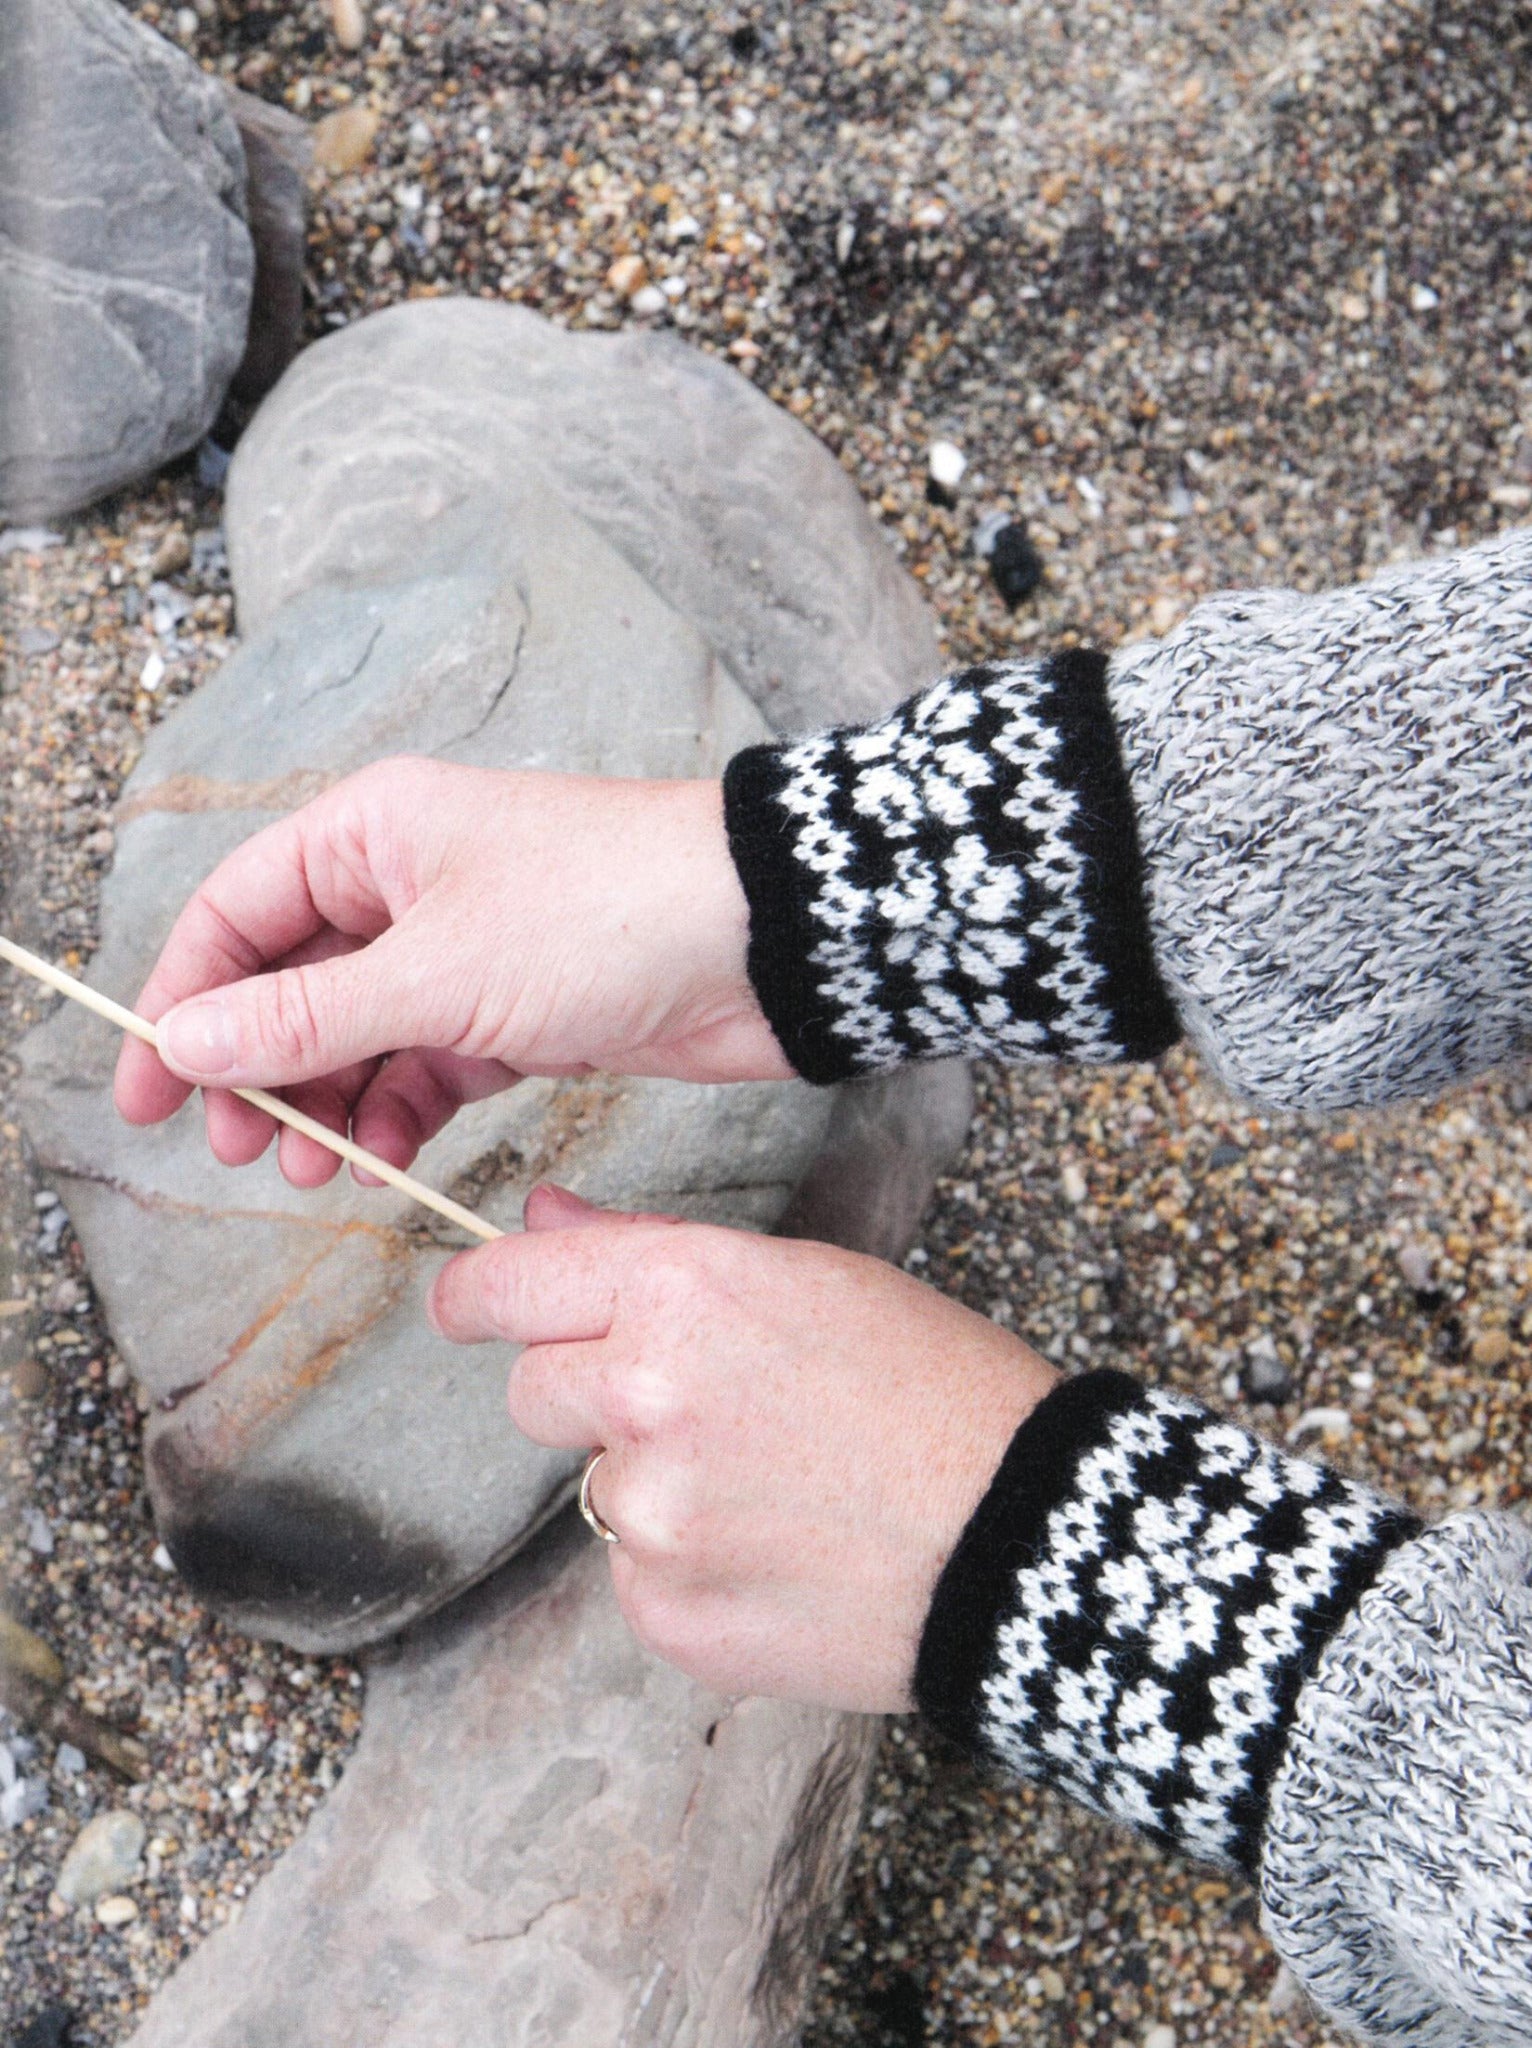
<box><xmin>721</xmin><ymin>525</ymin><xmax>1532</xmax><ymax>1109</ymax></box>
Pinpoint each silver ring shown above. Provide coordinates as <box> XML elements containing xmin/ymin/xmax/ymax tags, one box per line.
<box><xmin>578</xmin><ymin>1448</ymin><xmax>620</xmax><ymax>1545</ymax></box>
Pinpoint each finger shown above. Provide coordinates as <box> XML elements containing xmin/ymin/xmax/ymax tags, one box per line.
<box><xmin>155</xmin><ymin>923</ymin><xmax>430</xmax><ymax>1091</ymax></box>
<box><xmin>203</xmin><ymin>1088</ymin><xmax>277</xmax><ymax>1168</ymax></box>
<box><xmin>522</xmin><ymin>1183</ymin><xmax>684</xmax><ymax>1232</ymax></box>
<box><xmin>275</xmin><ymin>1063</ymin><xmax>383</xmax><ymax>1187</ymax></box>
<box><xmin>349</xmin><ymin>1048</ymin><xmax>518</xmax><ymax>1180</ymax></box>
<box><xmin>505</xmin><ymin>1338</ymin><xmax>609</xmax><ymax>1449</ymax></box>
<box><xmin>429</xmin><ymin>1227</ymin><xmax>658</xmax><ymax>1346</ymax></box>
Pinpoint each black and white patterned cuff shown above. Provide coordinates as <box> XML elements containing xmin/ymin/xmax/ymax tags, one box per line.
<box><xmin>721</xmin><ymin>651</ymin><xmax>1180</xmax><ymax>1085</ymax></box>
<box><xmin>915</xmin><ymin>1371</ymin><xmax>1421</xmax><ymax>1873</ymax></box>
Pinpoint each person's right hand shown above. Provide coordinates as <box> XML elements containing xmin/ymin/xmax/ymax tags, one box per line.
<box><xmin>113</xmin><ymin>757</ymin><xmax>793</xmax><ymax>1187</ymax></box>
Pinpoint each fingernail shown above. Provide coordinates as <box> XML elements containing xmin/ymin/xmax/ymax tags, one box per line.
<box><xmin>160</xmin><ymin>1000</ymin><xmax>236</xmax><ymax>1076</ymax></box>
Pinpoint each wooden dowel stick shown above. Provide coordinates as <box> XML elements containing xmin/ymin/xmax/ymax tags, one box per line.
<box><xmin>0</xmin><ymin>934</ymin><xmax>502</xmax><ymax>1244</ymax></box>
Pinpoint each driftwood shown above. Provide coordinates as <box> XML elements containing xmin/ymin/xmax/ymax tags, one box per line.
<box><xmin>0</xmin><ymin>1610</ymin><xmax>148</xmax><ymax>1783</ymax></box>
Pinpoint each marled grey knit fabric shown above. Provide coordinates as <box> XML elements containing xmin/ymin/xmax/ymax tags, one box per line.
<box><xmin>1111</xmin><ymin>526</ymin><xmax>1532</xmax><ymax>1111</ymax></box>
<box><xmin>1261</xmin><ymin>1510</ymin><xmax>1532</xmax><ymax>2048</ymax></box>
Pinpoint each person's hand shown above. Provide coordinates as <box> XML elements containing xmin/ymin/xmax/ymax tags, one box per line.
<box><xmin>113</xmin><ymin>758</ymin><xmax>792</xmax><ymax>1186</ymax></box>
<box><xmin>429</xmin><ymin>1185</ymin><xmax>1058</xmax><ymax>1712</ymax></box>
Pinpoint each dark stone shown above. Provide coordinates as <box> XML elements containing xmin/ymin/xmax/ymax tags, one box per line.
<box><xmin>13</xmin><ymin>2008</ymin><xmax>72</xmax><ymax>2048</ymax></box>
<box><xmin>1241</xmin><ymin>1337</ymin><xmax>1293</xmax><ymax>1404</ymax></box>
<box><xmin>1208</xmin><ymin>1139</ymin><xmax>1246</xmax><ymax>1170</ymax></box>
<box><xmin>865</xmin><ymin>1971</ymin><xmax>928</xmax><ymax>2048</ymax></box>
<box><xmin>987</xmin><ymin>519</ymin><xmax>1044</xmax><ymax>608</ymax></box>
<box><xmin>221</xmin><ymin>87</ymin><xmax>312</xmax><ymax>415</ymax></box>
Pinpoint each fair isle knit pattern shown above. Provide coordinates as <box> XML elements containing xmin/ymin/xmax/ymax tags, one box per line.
<box><xmin>1110</xmin><ymin>524</ymin><xmax>1532</xmax><ymax>1112</ymax></box>
<box><xmin>721</xmin><ymin>649</ymin><xmax>1178</xmax><ymax>1085</ymax></box>
<box><xmin>1261</xmin><ymin>1510</ymin><xmax>1532</xmax><ymax>2048</ymax></box>
<box><xmin>914</xmin><ymin>1372</ymin><xmax>1419</xmax><ymax>1873</ymax></box>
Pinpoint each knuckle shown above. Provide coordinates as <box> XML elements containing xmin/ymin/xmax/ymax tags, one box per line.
<box><xmin>478</xmin><ymin>1247</ymin><xmax>528</xmax><ymax>1334</ymax></box>
<box><xmin>262</xmin><ymin>972</ymin><xmax>324</xmax><ymax>1066</ymax></box>
<box><xmin>641</xmin><ymin>1238</ymin><xmax>716</xmax><ymax>1323</ymax></box>
<box><xmin>610</xmin><ymin>1469</ymin><xmax>699</xmax><ymax>1565</ymax></box>
<box><xmin>599</xmin><ymin>1362</ymin><xmax>681</xmax><ymax>1446</ymax></box>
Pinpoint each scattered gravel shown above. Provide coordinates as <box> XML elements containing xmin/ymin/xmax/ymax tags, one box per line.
<box><xmin>3</xmin><ymin>0</ymin><xmax>1530</xmax><ymax>2041</ymax></box>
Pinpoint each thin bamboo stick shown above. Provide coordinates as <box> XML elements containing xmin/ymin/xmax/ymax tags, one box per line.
<box><xmin>0</xmin><ymin>933</ymin><xmax>502</xmax><ymax>1243</ymax></box>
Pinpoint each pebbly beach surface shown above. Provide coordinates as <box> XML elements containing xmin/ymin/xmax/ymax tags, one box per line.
<box><xmin>2</xmin><ymin>0</ymin><xmax>1530</xmax><ymax>2042</ymax></box>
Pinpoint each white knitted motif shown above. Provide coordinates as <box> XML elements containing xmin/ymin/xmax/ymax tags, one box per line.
<box><xmin>1110</xmin><ymin>525</ymin><xmax>1532</xmax><ymax>1112</ymax></box>
<box><xmin>769</xmin><ymin>666</ymin><xmax>1128</xmax><ymax>1069</ymax></box>
<box><xmin>978</xmin><ymin>1387</ymin><xmax>1406</xmax><ymax>1868</ymax></box>
<box><xmin>1262</xmin><ymin>1510</ymin><xmax>1532</xmax><ymax>2048</ymax></box>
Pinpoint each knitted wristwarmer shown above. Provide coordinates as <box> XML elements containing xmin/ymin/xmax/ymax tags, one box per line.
<box><xmin>722</xmin><ymin>648</ymin><xmax>1179</xmax><ymax>1084</ymax></box>
<box><xmin>722</xmin><ymin>527</ymin><xmax>1532</xmax><ymax>1110</ymax></box>
<box><xmin>913</xmin><ymin>1372</ymin><xmax>1421</xmax><ymax>1873</ymax></box>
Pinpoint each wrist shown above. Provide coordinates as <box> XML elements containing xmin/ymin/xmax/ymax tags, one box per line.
<box><xmin>637</xmin><ymin>778</ymin><xmax>797</xmax><ymax>1082</ymax></box>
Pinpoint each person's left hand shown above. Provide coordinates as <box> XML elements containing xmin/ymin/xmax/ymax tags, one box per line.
<box><xmin>429</xmin><ymin>1185</ymin><xmax>1057</xmax><ymax>1712</ymax></box>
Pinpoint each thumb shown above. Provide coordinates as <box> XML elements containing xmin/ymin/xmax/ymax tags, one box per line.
<box><xmin>157</xmin><ymin>930</ymin><xmax>421</xmax><ymax>1088</ymax></box>
<box><xmin>523</xmin><ymin>1183</ymin><xmax>683</xmax><ymax>1232</ymax></box>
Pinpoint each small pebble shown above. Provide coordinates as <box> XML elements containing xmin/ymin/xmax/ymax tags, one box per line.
<box><xmin>605</xmin><ymin>254</ymin><xmax>648</xmax><ymax>298</ymax></box>
<box><xmin>1289</xmin><ymin>1407</ymin><xmax>1352</xmax><ymax>1444</ymax></box>
<box><xmin>1059</xmin><ymin>1163</ymin><xmax>1088</xmax><ymax>1206</ymax></box>
<box><xmin>329</xmin><ymin>0</ymin><xmax>367</xmax><ymax>50</ymax></box>
<box><xmin>1241</xmin><ymin>1334</ymin><xmax>1292</xmax><ymax>1404</ymax></box>
<box><xmin>55</xmin><ymin>1809</ymin><xmax>146</xmax><ymax>1906</ymax></box>
<box><xmin>1397</xmin><ymin>1239</ymin><xmax>1437</xmax><ymax>1291</ymax></box>
<box><xmin>926</xmin><ymin>439</ymin><xmax>967</xmax><ymax>504</ymax></box>
<box><xmin>1143</xmin><ymin>2026</ymin><xmax>1176</xmax><ymax>2048</ymax></box>
<box><xmin>16</xmin><ymin>627</ymin><xmax>61</xmax><ymax>657</ymax></box>
<box><xmin>196</xmin><ymin>439</ymin><xmax>232</xmax><ymax>491</ymax></box>
<box><xmin>2</xmin><ymin>1776</ymin><xmax>49</xmax><ymax>1829</ymax></box>
<box><xmin>975</xmin><ymin>517</ymin><xmax>1044</xmax><ymax>608</ymax></box>
<box><xmin>313</xmin><ymin>105</ymin><xmax>382</xmax><ymax>177</ymax></box>
<box><xmin>94</xmin><ymin>1894</ymin><xmax>139</xmax><ymax>1928</ymax></box>
<box><xmin>148</xmin><ymin>526</ymin><xmax>191</xmax><ymax>578</ymax></box>
<box><xmin>1472</xmin><ymin>1327</ymin><xmax>1512</xmax><ymax>1369</ymax></box>
<box><xmin>629</xmin><ymin>284</ymin><xmax>668</xmax><ymax>317</ymax></box>
<box><xmin>54</xmin><ymin>1744</ymin><xmax>87</xmax><ymax>1779</ymax></box>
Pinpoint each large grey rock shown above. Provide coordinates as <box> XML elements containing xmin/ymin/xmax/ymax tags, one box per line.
<box><xmin>0</xmin><ymin>0</ymin><xmax>254</xmax><ymax>521</ymax></box>
<box><xmin>228</xmin><ymin>297</ymin><xmax>939</xmax><ymax>734</ymax></box>
<box><xmin>126</xmin><ymin>1522</ymin><xmax>879</xmax><ymax>2048</ymax></box>
<box><xmin>19</xmin><ymin>301</ymin><xmax>964</xmax><ymax>1654</ymax></box>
